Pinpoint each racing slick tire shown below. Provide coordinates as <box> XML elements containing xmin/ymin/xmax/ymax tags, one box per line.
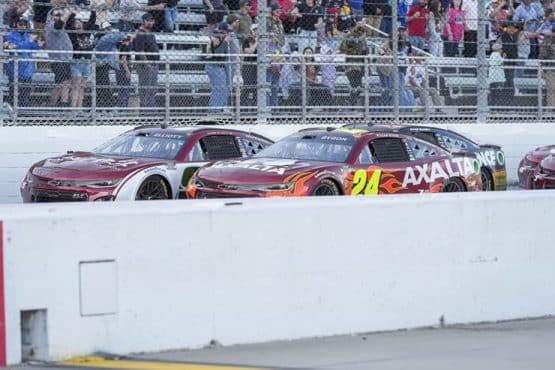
<box><xmin>311</xmin><ymin>179</ymin><xmax>340</xmax><ymax>196</ymax></box>
<box><xmin>441</xmin><ymin>177</ymin><xmax>466</xmax><ymax>192</ymax></box>
<box><xmin>135</xmin><ymin>175</ymin><xmax>171</xmax><ymax>200</ymax></box>
<box><xmin>480</xmin><ymin>167</ymin><xmax>494</xmax><ymax>191</ymax></box>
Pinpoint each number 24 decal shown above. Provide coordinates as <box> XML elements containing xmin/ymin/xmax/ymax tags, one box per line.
<box><xmin>352</xmin><ymin>169</ymin><xmax>382</xmax><ymax>195</ymax></box>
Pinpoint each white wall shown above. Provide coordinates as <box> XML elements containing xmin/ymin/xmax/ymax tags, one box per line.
<box><xmin>2</xmin><ymin>191</ymin><xmax>555</xmax><ymax>364</ymax></box>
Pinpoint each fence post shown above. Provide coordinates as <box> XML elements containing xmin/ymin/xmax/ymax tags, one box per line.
<box><xmin>256</xmin><ymin>0</ymin><xmax>269</xmax><ymax>124</ymax></box>
<box><xmin>363</xmin><ymin>55</ymin><xmax>369</xmax><ymax>120</ymax></box>
<box><xmin>538</xmin><ymin>63</ymin><xmax>543</xmax><ymax>121</ymax></box>
<box><xmin>476</xmin><ymin>0</ymin><xmax>489</xmax><ymax>123</ymax></box>
<box><xmin>424</xmin><ymin>58</ymin><xmax>430</xmax><ymax>120</ymax></box>
<box><xmin>165</xmin><ymin>55</ymin><xmax>170</xmax><ymax>126</ymax></box>
<box><xmin>91</xmin><ymin>52</ymin><xmax>97</xmax><ymax>125</ymax></box>
<box><xmin>234</xmin><ymin>58</ymin><xmax>241</xmax><ymax>123</ymax></box>
<box><xmin>301</xmin><ymin>58</ymin><xmax>307</xmax><ymax>121</ymax></box>
<box><xmin>391</xmin><ymin>1</ymin><xmax>399</xmax><ymax>123</ymax></box>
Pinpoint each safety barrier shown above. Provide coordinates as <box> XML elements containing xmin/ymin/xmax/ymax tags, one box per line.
<box><xmin>1</xmin><ymin>190</ymin><xmax>555</xmax><ymax>365</ymax></box>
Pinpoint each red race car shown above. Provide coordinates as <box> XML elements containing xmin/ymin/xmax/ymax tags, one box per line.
<box><xmin>186</xmin><ymin>127</ymin><xmax>483</xmax><ymax>199</ymax></box>
<box><xmin>21</xmin><ymin>126</ymin><xmax>273</xmax><ymax>202</ymax></box>
<box><xmin>518</xmin><ymin>145</ymin><xmax>555</xmax><ymax>189</ymax></box>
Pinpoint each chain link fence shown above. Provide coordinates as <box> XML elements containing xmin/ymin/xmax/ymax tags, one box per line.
<box><xmin>1</xmin><ymin>0</ymin><xmax>555</xmax><ymax>125</ymax></box>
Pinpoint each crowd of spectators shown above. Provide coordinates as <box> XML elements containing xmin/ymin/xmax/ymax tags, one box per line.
<box><xmin>4</xmin><ymin>0</ymin><xmax>555</xmax><ymax>113</ymax></box>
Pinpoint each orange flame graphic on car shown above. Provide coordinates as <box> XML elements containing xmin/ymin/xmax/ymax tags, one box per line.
<box><xmin>380</xmin><ymin>173</ymin><xmax>404</xmax><ymax>194</ymax></box>
<box><xmin>266</xmin><ymin>171</ymin><xmax>315</xmax><ymax>197</ymax></box>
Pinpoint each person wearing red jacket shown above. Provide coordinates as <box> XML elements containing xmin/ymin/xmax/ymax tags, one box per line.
<box><xmin>406</xmin><ymin>0</ymin><xmax>429</xmax><ymax>51</ymax></box>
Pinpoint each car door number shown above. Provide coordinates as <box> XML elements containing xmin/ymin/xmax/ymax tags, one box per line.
<box><xmin>352</xmin><ymin>169</ymin><xmax>382</xmax><ymax>195</ymax></box>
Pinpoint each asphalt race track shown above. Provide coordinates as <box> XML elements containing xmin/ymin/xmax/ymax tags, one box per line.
<box><xmin>11</xmin><ymin>317</ymin><xmax>555</xmax><ymax>370</ymax></box>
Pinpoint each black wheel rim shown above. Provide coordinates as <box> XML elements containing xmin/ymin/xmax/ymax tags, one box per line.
<box><xmin>137</xmin><ymin>179</ymin><xmax>168</xmax><ymax>200</ymax></box>
<box><xmin>313</xmin><ymin>184</ymin><xmax>337</xmax><ymax>196</ymax></box>
<box><xmin>443</xmin><ymin>181</ymin><xmax>463</xmax><ymax>192</ymax></box>
<box><xmin>481</xmin><ymin>170</ymin><xmax>492</xmax><ymax>191</ymax></box>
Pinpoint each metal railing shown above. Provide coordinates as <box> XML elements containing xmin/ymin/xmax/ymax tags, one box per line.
<box><xmin>1</xmin><ymin>49</ymin><xmax>555</xmax><ymax>125</ymax></box>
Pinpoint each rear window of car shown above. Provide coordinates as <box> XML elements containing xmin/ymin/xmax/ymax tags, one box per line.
<box><xmin>370</xmin><ymin>138</ymin><xmax>410</xmax><ymax>163</ymax></box>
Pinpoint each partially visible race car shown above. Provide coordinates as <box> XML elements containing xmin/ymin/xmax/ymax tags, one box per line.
<box><xmin>21</xmin><ymin>126</ymin><xmax>273</xmax><ymax>202</ymax></box>
<box><xmin>518</xmin><ymin>145</ymin><xmax>555</xmax><ymax>189</ymax></box>
<box><xmin>342</xmin><ymin>123</ymin><xmax>507</xmax><ymax>191</ymax></box>
<box><xmin>186</xmin><ymin>127</ymin><xmax>483</xmax><ymax>199</ymax></box>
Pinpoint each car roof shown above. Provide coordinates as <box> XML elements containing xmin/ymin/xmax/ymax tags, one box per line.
<box><xmin>292</xmin><ymin>127</ymin><xmax>410</xmax><ymax>140</ymax></box>
<box><xmin>127</xmin><ymin>125</ymin><xmax>269</xmax><ymax>139</ymax></box>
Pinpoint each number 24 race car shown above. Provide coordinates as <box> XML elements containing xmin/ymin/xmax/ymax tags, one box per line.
<box><xmin>186</xmin><ymin>127</ymin><xmax>483</xmax><ymax>199</ymax></box>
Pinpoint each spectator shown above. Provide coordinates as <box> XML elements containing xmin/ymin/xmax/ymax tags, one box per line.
<box><xmin>426</xmin><ymin>0</ymin><xmax>443</xmax><ymax>57</ymax></box>
<box><xmin>164</xmin><ymin>0</ymin><xmax>179</xmax><ymax>32</ymax></box>
<box><xmin>118</xmin><ymin>0</ymin><xmax>166</xmax><ymax>32</ymax></box>
<box><xmin>134</xmin><ymin>13</ymin><xmax>160</xmax><ymax>108</ymax></box>
<box><xmin>276</xmin><ymin>0</ymin><xmax>300</xmax><ymax>33</ymax></box>
<box><xmin>116</xmin><ymin>39</ymin><xmax>134</xmax><ymax>108</ymax></box>
<box><xmin>337</xmin><ymin>0</ymin><xmax>356</xmax><ymax>33</ymax></box>
<box><xmin>147</xmin><ymin>0</ymin><xmax>167</xmax><ymax>32</ymax></box>
<box><xmin>406</xmin><ymin>0</ymin><xmax>429</xmax><ymax>52</ymax></box>
<box><xmin>364</xmin><ymin>0</ymin><xmax>385</xmax><ymax>36</ymax></box>
<box><xmin>32</xmin><ymin>0</ymin><xmax>52</xmax><ymax>29</ymax></box>
<box><xmin>488</xmin><ymin>41</ymin><xmax>507</xmax><ymax>106</ymax></box>
<box><xmin>293</xmin><ymin>0</ymin><xmax>323</xmax><ymax>53</ymax></box>
<box><xmin>350</xmin><ymin>0</ymin><xmax>364</xmax><ymax>21</ymax></box>
<box><xmin>539</xmin><ymin>8</ymin><xmax>555</xmax><ymax>39</ymax></box>
<box><xmin>318</xmin><ymin>43</ymin><xmax>337</xmax><ymax>93</ymax></box>
<box><xmin>4</xmin><ymin>0</ymin><xmax>31</xmax><ymax>27</ymax></box>
<box><xmin>236</xmin><ymin>0</ymin><xmax>253</xmax><ymax>44</ymax></box>
<box><xmin>443</xmin><ymin>0</ymin><xmax>465</xmax><ymax>57</ymax></box>
<box><xmin>90</xmin><ymin>0</ymin><xmax>117</xmax><ymax>30</ymax></box>
<box><xmin>405</xmin><ymin>54</ymin><xmax>445</xmax><ymax>110</ymax></box>
<box><xmin>398</xmin><ymin>0</ymin><xmax>411</xmax><ymax>28</ymax></box>
<box><xmin>279</xmin><ymin>52</ymin><xmax>301</xmax><ymax>105</ymax></box>
<box><xmin>45</xmin><ymin>6</ymin><xmax>73</xmax><ymax>107</ymax></box>
<box><xmin>303</xmin><ymin>46</ymin><xmax>318</xmax><ymax>83</ymax></box>
<box><xmin>223</xmin><ymin>16</ymin><xmax>241</xmax><ymax>90</ymax></box>
<box><xmin>66</xmin><ymin>11</ymin><xmax>95</xmax><ymax>109</ymax></box>
<box><xmin>4</xmin><ymin>17</ymin><xmax>43</xmax><ymax>107</ymax></box>
<box><xmin>339</xmin><ymin>24</ymin><xmax>368</xmax><ymax>103</ymax></box>
<box><xmin>95</xmin><ymin>31</ymin><xmax>134</xmax><ymax>107</ymax></box>
<box><xmin>203</xmin><ymin>0</ymin><xmax>226</xmax><ymax>31</ymax></box>
<box><xmin>376</xmin><ymin>38</ymin><xmax>395</xmax><ymax>106</ymax></box>
<box><xmin>540</xmin><ymin>33</ymin><xmax>555</xmax><ymax>106</ymax></box>
<box><xmin>268</xmin><ymin>4</ymin><xmax>286</xmax><ymax>47</ymax></box>
<box><xmin>517</xmin><ymin>20</ymin><xmax>531</xmax><ymax>76</ymax></box>
<box><xmin>267</xmin><ymin>31</ymin><xmax>286</xmax><ymax>106</ymax></box>
<box><xmin>240</xmin><ymin>36</ymin><xmax>257</xmax><ymax>107</ymax></box>
<box><xmin>489</xmin><ymin>0</ymin><xmax>514</xmax><ymax>39</ymax></box>
<box><xmin>513</xmin><ymin>0</ymin><xmax>544</xmax><ymax>59</ymax></box>
<box><xmin>205</xmin><ymin>27</ymin><xmax>231</xmax><ymax>111</ymax></box>
<box><xmin>461</xmin><ymin>0</ymin><xmax>478</xmax><ymax>57</ymax></box>
<box><xmin>501</xmin><ymin>20</ymin><xmax>519</xmax><ymax>94</ymax></box>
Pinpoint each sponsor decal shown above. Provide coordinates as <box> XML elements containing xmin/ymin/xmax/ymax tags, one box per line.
<box><xmin>476</xmin><ymin>150</ymin><xmax>498</xmax><ymax>168</ymax></box>
<box><xmin>50</xmin><ymin>156</ymin><xmax>140</xmax><ymax>168</ymax></box>
<box><xmin>211</xmin><ymin>158</ymin><xmax>297</xmax><ymax>175</ymax></box>
<box><xmin>150</xmin><ymin>132</ymin><xmax>183</xmax><ymax>139</ymax></box>
<box><xmin>320</xmin><ymin>135</ymin><xmax>349</xmax><ymax>142</ymax></box>
<box><xmin>402</xmin><ymin>158</ymin><xmax>479</xmax><ymax>187</ymax></box>
<box><xmin>352</xmin><ymin>169</ymin><xmax>382</xmax><ymax>195</ymax></box>
<box><xmin>496</xmin><ymin>151</ymin><xmax>505</xmax><ymax>166</ymax></box>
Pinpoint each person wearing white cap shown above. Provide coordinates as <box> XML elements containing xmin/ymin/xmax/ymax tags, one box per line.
<box><xmin>488</xmin><ymin>41</ymin><xmax>506</xmax><ymax>107</ymax></box>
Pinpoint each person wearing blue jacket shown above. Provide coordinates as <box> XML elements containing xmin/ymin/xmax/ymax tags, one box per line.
<box><xmin>4</xmin><ymin>17</ymin><xmax>43</xmax><ymax>107</ymax></box>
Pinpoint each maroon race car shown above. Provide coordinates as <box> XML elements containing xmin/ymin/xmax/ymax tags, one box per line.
<box><xmin>186</xmin><ymin>127</ymin><xmax>483</xmax><ymax>199</ymax></box>
<box><xmin>21</xmin><ymin>126</ymin><xmax>273</xmax><ymax>202</ymax></box>
<box><xmin>518</xmin><ymin>145</ymin><xmax>555</xmax><ymax>189</ymax></box>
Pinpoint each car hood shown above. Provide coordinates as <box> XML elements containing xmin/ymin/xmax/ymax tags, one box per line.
<box><xmin>527</xmin><ymin>145</ymin><xmax>555</xmax><ymax>163</ymax></box>
<box><xmin>198</xmin><ymin>157</ymin><xmax>338</xmax><ymax>183</ymax></box>
<box><xmin>31</xmin><ymin>152</ymin><xmax>167</xmax><ymax>181</ymax></box>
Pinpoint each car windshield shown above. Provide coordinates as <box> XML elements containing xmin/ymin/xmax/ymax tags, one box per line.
<box><xmin>256</xmin><ymin>134</ymin><xmax>355</xmax><ymax>163</ymax></box>
<box><xmin>93</xmin><ymin>132</ymin><xmax>188</xmax><ymax>160</ymax></box>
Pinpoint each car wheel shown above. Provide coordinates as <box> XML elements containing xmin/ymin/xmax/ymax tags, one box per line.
<box><xmin>136</xmin><ymin>175</ymin><xmax>170</xmax><ymax>200</ymax></box>
<box><xmin>311</xmin><ymin>179</ymin><xmax>340</xmax><ymax>196</ymax></box>
<box><xmin>480</xmin><ymin>168</ymin><xmax>494</xmax><ymax>191</ymax></box>
<box><xmin>441</xmin><ymin>177</ymin><xmax>466</xmax><ymax>192</ymax></box>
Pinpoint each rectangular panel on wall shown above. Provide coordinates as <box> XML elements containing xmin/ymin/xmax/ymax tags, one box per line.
<box><xmin>79</xmin><ymin>260</ymin><xmax>118</xmax><ymax>316</ymax></box>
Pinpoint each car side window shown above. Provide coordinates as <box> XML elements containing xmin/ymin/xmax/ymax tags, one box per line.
<box><xmin>369</xmin><ymin>138</ymin><xmax>410</xmax><ymax>163</ymax></box>
<box><xmin>436</xmin><ymin>131</ymin><xmax>477</xmax><ymax>152</ymax></box>
<box><xmin>200</xmin><ymin>135</ymin><xmax>242</xmax><ymax>160</ymax></box>
<box><xmin>406</xmin><ymin>137</ymin><xmax>440</xmax><ymax>160</ymax></box>
<box><xmin>358</xmin><ymin>145</ymin><xmax>374</xmax><ymax>164</ymax></box>
<box><xmin>238</xmin><ymin>137</ymin><xmax>269</xmax><ymax>156</ymax></box>
<box><xmin>188</xmin><ymin>142</ymin><xmax>207</xmax><ymax>162</ymax></box>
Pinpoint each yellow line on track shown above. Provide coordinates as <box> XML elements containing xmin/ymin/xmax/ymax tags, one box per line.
<box><xmin>62</xmin><ymin>356</ymin><xmax>269</xmax><ymax>370</ymax></box>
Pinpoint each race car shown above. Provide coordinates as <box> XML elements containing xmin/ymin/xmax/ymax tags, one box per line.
<box><xmin>21</xmin><ymin>126</ymin><xmax>273</xmax><ymax>202</ymax></box>
<box><xmin>518</xmin><ymin>145</ymin><xmax>555</xmax><ymax>189</ymax></box>
<box><xmin>342</xmin><ymin>123</ymin><xmax>507</xmax><ymax>191</ymax></box>
<box><xmin>185</xmin><ymin>127</ymin><xmax>483</xmax><ymax>199</ymax></box>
